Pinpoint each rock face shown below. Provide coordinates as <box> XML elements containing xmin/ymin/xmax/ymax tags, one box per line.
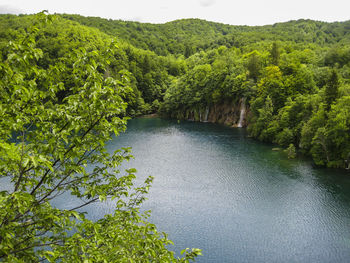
<box><xmin>184</xmin><ymin>98</ymin><xmax>249</xmax><ymax>127</ymax></box>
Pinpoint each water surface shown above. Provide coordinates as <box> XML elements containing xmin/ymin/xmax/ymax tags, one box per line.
<box><xmin>78</xmin><ymin>118</ymin><xmax>350</xmax><ymax>262</ymax></box>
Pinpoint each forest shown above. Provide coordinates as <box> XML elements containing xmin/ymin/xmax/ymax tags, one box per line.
<box><xmin>61</xmin><ymin>14</ymin><xmax>350</xmax><ymax>169</ymax></box>
<box><xmin>0</xmin><ymin>12</ymin><xmax>350</xmax><ymax>261</ymax></box>
<box><xmin>1</xmin><ymin>13</ymin><xmax>349</xmax><ymax>168</ymax></box>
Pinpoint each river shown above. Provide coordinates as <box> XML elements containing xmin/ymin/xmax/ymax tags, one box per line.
<box><xmin>75</xmin><ymin>117</ymin><xmax>350</xmax><ymax>262</ymax></box>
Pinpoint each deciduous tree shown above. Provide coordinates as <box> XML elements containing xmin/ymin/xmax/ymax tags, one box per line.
<box><xmin>0</xmin><ymin>13</ymin><xmax>200</xmax><ymax>262</ymax></box>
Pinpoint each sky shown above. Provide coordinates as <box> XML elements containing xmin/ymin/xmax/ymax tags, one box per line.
<box><xmin>0</xmin><ymin>0</ymin><xmax>349</xmax><ymax>26</ymax></box>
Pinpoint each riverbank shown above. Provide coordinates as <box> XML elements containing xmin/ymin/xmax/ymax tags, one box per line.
<box><xmin>139</xmin><ymin>113</ymin><xmax>159</xmax><ymax>118</ymax></box>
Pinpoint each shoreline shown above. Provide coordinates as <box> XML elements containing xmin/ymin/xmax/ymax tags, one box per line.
<box><xmin>138</xmin><ymin>113</ymin><xmax>159</xmax><ymax>118</ymax></box>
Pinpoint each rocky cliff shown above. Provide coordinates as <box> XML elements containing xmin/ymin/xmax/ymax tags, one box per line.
<box><xmin>183</xmin><ymin>98</ymin><xmax>250</xmax><ymax>127</ymax></box>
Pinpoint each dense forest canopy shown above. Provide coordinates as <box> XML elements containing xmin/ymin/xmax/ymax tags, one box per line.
<box><xmin>1</xmin><ymin>13</ymin><xmax>349</xmax><ymax>169</ymax></box>
<box><xmin>1</xmin><ymin>11</ymin><xmax>350</xmax><ymax>262</ymax></box>
<box><xmin>61</xmin><ymin>14</ymin><xmax>350</xmax><ymax>56</ymax></box>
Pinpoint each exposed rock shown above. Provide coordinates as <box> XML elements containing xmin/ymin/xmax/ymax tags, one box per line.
<box><xmin>182</xmin><ymin>98</ymin><xmax>250</xmax><ymax>127</ymax></box>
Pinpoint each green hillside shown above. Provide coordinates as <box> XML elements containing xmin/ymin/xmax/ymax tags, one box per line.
<box><xmin>1</xmin><ymin>11</ymin><xmax>350</xmax><ymax>262</ymax></box>
<box><xmin>1</xmin><ymin>13</ymin><xmax>350</xmax><ymax>168</ymax></box>
<box><xmin>61</xmin><ymin>14</ymin><xmax>350</xmax><ymax>56</ymax></box>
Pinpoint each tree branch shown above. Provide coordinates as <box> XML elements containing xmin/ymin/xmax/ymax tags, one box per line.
<box><xmin>30</xmin><ymin>114</ymin><xmax>104</xmax><ymax>196</ymax></box>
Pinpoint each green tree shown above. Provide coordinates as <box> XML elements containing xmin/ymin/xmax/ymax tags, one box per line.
<box><xmin>270</xmin><ymin>42</ymin><xmax>280</xmax><ymax>66</ymax></box>
<box><xmin>299</xmin><ymin>103</ymin><xmax>327</xmax><ymax>154</ymax></box>
<box><xmin>257</xmin><ymin>66</ymin><xmax>286</xmax><ymax>110</ymax></box>
<box><xmin>0</xmin><ymin>13</ymin><xmax>200</xmax><ymax>262</ymax></box>
<box><xmin>325</xmin><ymin>69</ymin><xmax>340</xmax><ymax>111</ymax></box>
<box><xmin>246</xmin><ymin>51</ymin><xmax>262</xmax><ymax>82</ymax></box>
<box><xmin>248</xmin><ymin>96</ymin><xmax>274</xmax><ymax>140</ymax></box>
<box><xmin>324</xmin><ymin>96</ymin><xmax>350</xmax><ymax>167</ymax></box>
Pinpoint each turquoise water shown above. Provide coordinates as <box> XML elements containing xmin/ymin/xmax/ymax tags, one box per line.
<box><xmin>66</xmin><ymin>118</ymin><xmax>350</xmax><ymax>262</ymax></box>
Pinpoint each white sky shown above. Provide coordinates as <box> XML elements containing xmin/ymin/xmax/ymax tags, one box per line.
<box><xmin>0</xmin><ymin>0</ymin><xmax>349</xmax><ymax>26</ymax></box>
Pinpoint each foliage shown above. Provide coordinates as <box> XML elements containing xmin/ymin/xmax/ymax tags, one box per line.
<box><xmin>1</xmin><ymin>13</ymin><xmax>350</xmax><ymax>263</ymax></box>
<box><xmin>1</xmin><ymin>13</ymin><xmax>350</xmax><ymax>170</ymax></box>
<box><xmin>285</xmin><ymin>144</ymin><xmax>297</xmax><ymax>159</ymax></box>
<box><xmin>0</xmin><ymin>14</ymin><xmax>183</xmax><ymax>116</ymax></box>
<box><xmin>59</xmin><ymin>15</ymin><xmax>350</xmax><ymax>56</ymax></box>
<box><xmin>324</xmin><ymin>69</ymin><xmax>340</xmax><ymax>110</ymax></box>
<box><xmin>270</xmin><ymin>42</ymin><xmax>280</xmax><ymax>66</ymax></box>
<box><xmin>0</xmin><ymin>13</ymin><xmax>201</xmax><ymax>262</ymax></box>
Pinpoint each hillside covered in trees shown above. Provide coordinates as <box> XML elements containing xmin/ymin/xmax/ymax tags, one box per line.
<box><xmin>1</xmin><ymin>11</ymin><xmax>350</xmax><ymax>262</ymax></box>
<box><xmin>62</xmin><ymin>14</ymin><xmax>350</xmax><ymax>56</ymax></box>
<box><xmin>1</xmin><ymin>13</ymin><xmax>349</xmax><ymax>170</ymax></box>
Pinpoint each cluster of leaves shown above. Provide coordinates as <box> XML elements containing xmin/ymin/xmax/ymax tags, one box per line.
<box><xmin>0</xmin><ymin>13</ymin><xmax>201</xmax><ymax>262</ymax></box>
<box><xmin>0</xmin><ymin>14</ymin><xmax>187</xmax><ymax>117</ymax></box>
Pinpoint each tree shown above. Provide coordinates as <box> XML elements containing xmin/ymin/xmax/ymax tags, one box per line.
<box><xmin>324</xmin><ymin>96</ymin><xmax>350</xmax><ymax>167</ymax></box>
<box><xmin>248</xmin><ymin>96</ymin><xmax>274</xmax><ymax>140</ymax></box>
<box><xmin>246</xmin><ymin>51</ymin><xmax>262</xmax><ymax>82</ymax></box>
<box><xmin>184</xmin><ymin>44</ymin><xmax>195</xmax><ymax>58</ymax></box>
<box><xmin>257</xmin><ymin>66</ymin><xmax>286</xmax><ymax>110</ymax></box>
<box><xmin>325</xmin><ymin>69</ymin><xmax>339</xmax><ymax>111</ymax></box>
<box><xmin>0</xmin><ymin>13</ymin><xmax>200</xmax><ymax>262</ymax></box>
<box><xmin>270</xmin><ymin>42</ymin><xmax>280</xmax><ymax>66</ymax></box>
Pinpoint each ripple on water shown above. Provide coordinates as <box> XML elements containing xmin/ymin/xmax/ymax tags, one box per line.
<box><xmin>106</xmin><ymin>118</ymin><xmax>350</xmax><ymax>262</ymax></box>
